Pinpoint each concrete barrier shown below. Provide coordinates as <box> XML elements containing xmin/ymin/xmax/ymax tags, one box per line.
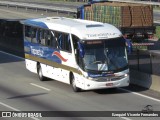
<box><xmin>130</xmin><ymin>69</ymin><xmax>160</xmax><ymax>92</ymax></box>
<box><xmin>151</xmin><ymin>75</ymin><xmax>160</xmax><ymax>92</ymax></box>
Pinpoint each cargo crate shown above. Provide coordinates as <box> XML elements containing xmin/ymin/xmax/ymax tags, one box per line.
<box><xmin>83</xmin><ymin>2</ymin><xmax>153</xmax><ymax>28</ymax></box>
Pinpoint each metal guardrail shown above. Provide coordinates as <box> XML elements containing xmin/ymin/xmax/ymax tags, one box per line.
<box><xmin>0</xmin><ymin>1</ymin><xmax>77</xmax><ymax>15</ymax></box>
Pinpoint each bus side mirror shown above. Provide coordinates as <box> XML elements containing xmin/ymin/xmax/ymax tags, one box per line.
<box><xmin>125</xmin><ymin>39</ymin><xmax>132</xmax><ymax>54</ymax></box>
<box><xmin>77</xmin><ymin>42</ymin><xmax>85</xmax><ymax>58</ymax></box>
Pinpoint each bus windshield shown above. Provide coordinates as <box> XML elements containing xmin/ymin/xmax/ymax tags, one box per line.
<box><xmin>82</xmin><ymin>37</ymin><xmax>128</xmax><ymax>71</ymax></box>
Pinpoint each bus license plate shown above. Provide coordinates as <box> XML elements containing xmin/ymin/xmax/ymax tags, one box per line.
<box><xmin>106</xmin><ymin>83</ymin><xmax>113</xmax><ymax>86</ymax></box>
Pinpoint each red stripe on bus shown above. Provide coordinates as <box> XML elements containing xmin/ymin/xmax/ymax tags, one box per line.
<box><xmin>52</xmin><ymin>51</ymin><xmax>68</xmax><ymax>62</ymax></box>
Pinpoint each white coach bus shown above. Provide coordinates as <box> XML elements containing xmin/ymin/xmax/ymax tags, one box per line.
<box><xmin>21</xmin><ymin>17</ymin><xmax>130</xmax><ymax>92</ymax></box>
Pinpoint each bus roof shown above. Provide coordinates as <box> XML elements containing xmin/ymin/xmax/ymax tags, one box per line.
<box><xmin>21</xmin><ymin>17</ymin><xmax>122</xmax><ymax>40</ymax></box>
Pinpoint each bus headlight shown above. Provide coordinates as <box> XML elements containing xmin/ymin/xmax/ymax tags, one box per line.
<box><xmin>124</xmin><ymin>73</ymin><xmax>128</xmax><ymax>77</ymax></box>
<box><xmin>124</xmin><ymin>73</ymin><xmax>129</xmax><ymax>77</ymax></box>
<box><xmin>83</xmin><ymin>73</ymin><xmax>95</xmax><ymax>80</ymax></box>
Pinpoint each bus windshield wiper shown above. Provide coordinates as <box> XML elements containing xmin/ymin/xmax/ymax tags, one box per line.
<box><xmin>104</xmin><ymin>48</ymin><xmax>118</xmax><ymax>69</ymax></box>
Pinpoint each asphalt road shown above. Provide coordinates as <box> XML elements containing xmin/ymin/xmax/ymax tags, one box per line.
<box><xmin>0</xmin><ymin>51</ymin><xmax>160</xmax><ymax>120</ymax></box>
<box><xmin>0</xmin><ymin>7</ymin><xmax>69</xmax><ymax>19</ymax></box>
<box><xmin>5</xmin><ymin>0</ymin><xmax>82</xmax><ymax>9</ymax></box>
<box><xmin>0</xmin><ymin>0</ymin><xmax>83</xmax><ymax>7</ymax></box>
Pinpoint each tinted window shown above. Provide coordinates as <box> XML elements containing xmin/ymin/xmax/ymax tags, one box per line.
<box><xmin>56</xmin><ymin>32</ymin><xmax>71</xmax><ymax>52</ymax></box>
<box><xmin>25</xmin><ymin>26</ymin><xmax>32</xmax><ymax>42</ymax></box>
<box><xmin>31</xmin><ymin>28</ymin><xmax>37</xmax><ymax>43</ymax></box>
<box><xmin>24</xmin><ymin>26</ymin><xmax>71</xmax><ymax>51</ymax></box>
<box><xmin>50</xmin><ymin>31</ymin><xmax>57</xmax><ymax>48</ymax></box>
<box><xmin>25</xmin><ymin>26</ymin><xmax>38</xmax><ymax>43</ymax></box>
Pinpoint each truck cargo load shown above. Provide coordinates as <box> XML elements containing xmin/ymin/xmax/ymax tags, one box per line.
<box><xmin>77</xmin><ymin>2</ymin><xmax>155</xmax><ymax>40</ymax></box>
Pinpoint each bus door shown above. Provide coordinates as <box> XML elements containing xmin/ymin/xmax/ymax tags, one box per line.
<box><xmin>56</xmin><ymin>32</ymin><xmax>72</xmax><ymax>77</ymax></box>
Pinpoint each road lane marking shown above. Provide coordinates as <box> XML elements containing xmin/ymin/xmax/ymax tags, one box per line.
<box><xmin>0</xmin><ymin>102</ymin><xmax>40</xmax><ymax>120</ymax></box>
<box><xmin>119</xmin><ymin>88</ymin><xmax>160</xmax><ymax>103</ymax></box>
<box><xmin>0</xmin><ymin>51</ymin><xmax>50</xmax><ymax>91</ymax></box>
<box><xmin>30</xmin><ymin>83</ymin><xmax>51</xmax><ymax>91</ymax></box>
<box><xmin>0</xmin><ymin>101</ymin><xmax>19</xmax><ymax>111</ymax></box>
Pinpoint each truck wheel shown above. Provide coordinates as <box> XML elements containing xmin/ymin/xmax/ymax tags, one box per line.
<box><xmin>71</xmin><ymin>75</ymin><xmax>81</xmax><ymax>92</ymax></box>
<box><xmin>37</xmin><ymin>64</ymin><xmax>45</xmax><ymax>81</ymax></box>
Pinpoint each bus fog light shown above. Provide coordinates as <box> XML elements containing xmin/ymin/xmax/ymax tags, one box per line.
<box><xmin>127</xmin><ymin>80</ymin><xmax>130</xmax><ymax>83</ymax></box>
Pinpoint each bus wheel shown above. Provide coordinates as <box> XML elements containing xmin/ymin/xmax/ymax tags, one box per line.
<box><xmin>37</xmin><ymin>64</ymin><xmax>45</xmax><ymax>81</ymax></box>
<box><xmin>71</xmin><ymin>75</ymin><xmax>81</xmax><ymax>92</ymax></box>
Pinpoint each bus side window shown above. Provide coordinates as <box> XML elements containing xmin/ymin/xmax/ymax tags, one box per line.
<box><xmin>63</xmin><ymin>34</ymin><xmax>71</xmax><ymax>52</ymax></box>
<box><xmin>36</xmin><ymin>29</ymin><xmax>40</xmax><ymax>43</ymax></box>
<box><xmin>25</xmin><ymin>26</ymin><xmax>32</xmax><ymax>42</ymax></box>
<box><xmin>40</xmin><ymin>30</ymin><xmax>46</xmax><ymax>46</ymax></box>
<box><xmin>57</xmin><ymin>32</ymin><xmax>63</xmax><ymax>49</ymax></box>
<box><xmin>72</xmin><ymin>35</ymin><xmax>83</xmax><ymax>69</ymax></box>
<box><xmin>72</xmin><ymin>35</ymin><xmax>78</xmax><ymax>51</ymax></box>
<box><xmin>51</xmin><ymin>31</ymin><xmax>57</xmax><ymax>48</ymax></box>
<box><xmin>31</xmin><ymin>28</ymin><xmax>37</xmax><ymax>43</ymax></box>
<box><xmin>57</xmin><ymin>32</ymin><xmax>71</xmax><ymax>52</ymax></box>
<box><xmin>45</xmin><ymin>30</ymin><xmax>52</xmax><ymax>47</ymax></box>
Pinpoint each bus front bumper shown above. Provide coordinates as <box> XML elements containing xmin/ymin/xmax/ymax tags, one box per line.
<box><xmin>83</xmin><ymin>76</ymin><xmax>130</xmax><ymax>90</ymax></box>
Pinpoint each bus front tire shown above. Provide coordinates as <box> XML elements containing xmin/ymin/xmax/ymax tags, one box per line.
<box><xmin>37</xmin><ymin>64</ymin><xmax>45</xmax><ymax>81</ymax></box>
<box><xmin>71</xmin><ymin>75</ymin><xmax>81</xmax><ymax>92</ymax></box>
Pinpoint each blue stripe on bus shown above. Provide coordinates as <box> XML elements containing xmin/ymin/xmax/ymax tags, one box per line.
<box><xmin>88</xmin><ymin>73</ymin><xmax>114</xmax><ymax>78</ymax></box>
<box><xmin>24</xmin><ymin>41</ymin><xmax>61</xmax><ymax>64</ymax></box>
<box><xmin>23</xmin><ymin>19</ymin><xmax>48</xmax><ymax>29</ymax></box>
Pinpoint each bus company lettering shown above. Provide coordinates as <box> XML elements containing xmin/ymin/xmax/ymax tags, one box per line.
<box><xmin>86</xmin><ymin>33</ymin><xmax>117</xmax><ymax>38</ymax></box>
<box><xmin>31</xmin><ymin>48</ymin><xmax>44</xmax><ymax>56</ymax></box>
